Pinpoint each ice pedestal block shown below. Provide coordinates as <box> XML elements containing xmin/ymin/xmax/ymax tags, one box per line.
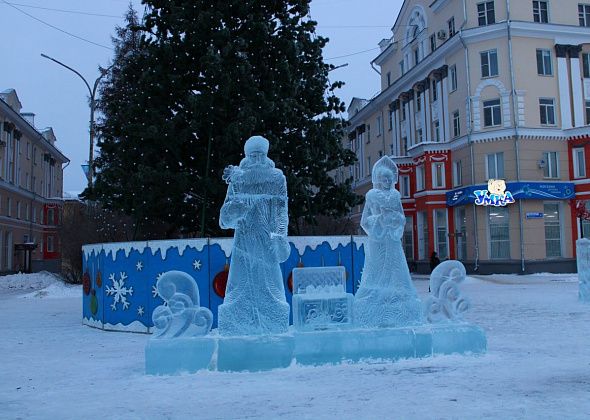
<box><xmin>291</xmin><ymin>266</ymin><xmax>354</xmax><ymax>330</ymax></box>
<box><xmin>145</xmin><ymin>324</ymin><xmax>486</xmax><ymax>374</ymax></box>
<box><xmin>430</xmin><ymin>324</ymin><xmax>487</xmax><ymax>355</ymax></box>
<box><xmin>577</xmin><ymin>239</ymin><xmax>590</xmax><ymax>303</ymax></box>
<box><xmin>294</xmin><ymin>324</ymin><xmax>486</xmax><ymax>366</ymax></box>
<box><xmin>216</xmin><ymin>334</ymin><xmax>294</xmax><ymax>372</ymax></box>
<box><xmin>145</xmin><ymin>336</ymin><xmax>216</xmax><ymax>375</ymax></box>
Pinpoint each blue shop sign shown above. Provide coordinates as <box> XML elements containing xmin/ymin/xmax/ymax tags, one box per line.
<box><xmin>526</xmin><ymin>212</ymin><xmax>544</xmax><ymax>219</ymax></box>
<box><xmin>446</xmin><ymin>182</ymin><xmax>575</xmax><ymax>207</ymax></box>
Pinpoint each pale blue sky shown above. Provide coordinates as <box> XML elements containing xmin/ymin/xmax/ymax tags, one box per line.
<box><xmin>1</xmin><ymin>0</ymin><xmax>401</xmax><ymax>192</ymax></box>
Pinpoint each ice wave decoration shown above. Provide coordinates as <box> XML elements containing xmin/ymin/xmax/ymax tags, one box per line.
<box><xmin>151</xmin><ymin>271</ymin><xmax>213</xmax><ymax>338</ymax></box>
<box><xmin>424</xmin><ymin>260</ymin><xmax>470</xmax><ymax>323</ymax></box>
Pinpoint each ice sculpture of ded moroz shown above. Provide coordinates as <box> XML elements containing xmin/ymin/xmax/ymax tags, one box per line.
<box><xmin>354</xmin><ymin>156</ymin><xmax>423</xmax><ymax>327</ymax></box>
<box><xmin>218</xmin><ymin>135</ymin><xmax>291</xmax><ymax>335</ymax></box>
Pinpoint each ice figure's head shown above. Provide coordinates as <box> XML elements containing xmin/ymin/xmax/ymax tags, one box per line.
<box><xmin>372</xmin><ymin>156</ymin><xmax>399</xmax><ymax>190</ymax></box>
<box><xmin>241</xmin><ymin>135</ymin><xmax>275</xmax><ymax>169</ymax></box>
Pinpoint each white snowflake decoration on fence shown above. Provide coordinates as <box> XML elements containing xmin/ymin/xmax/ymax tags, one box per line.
<box><xmin>106</xmin><ymin>272</ymin><xmax>133</xmax><ymax>311</ymax></box>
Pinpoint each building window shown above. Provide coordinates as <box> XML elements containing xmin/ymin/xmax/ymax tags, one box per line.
<box><xmin>586</xmin><ymin>100</ymin><xmax>590</xmax><ymax>124</ymax></box>
<box><xmin>450</xmin><ymin>65</ymin><xmax>457</xmax><ymax>92</ymax></box>
<box><xmin>399</xmin><ymin>175</ymin><xmax>411</xmax><ymax>198</ymax></box>
<box><xmin>400</xmin><ymin>60</ymin><xmax>405</xmax><ymax>75</ymax></box>
<box><xmin>433</xmin><ymin>120</ymin><xmax>441</xmax><ymax>142</ymax></box>
<box><xmin>478</xmin><ymin>1</ymin><xmax>496</xmax><ymax>26</ymax></box>
<box><xmin>536</xmin><ymin>49</ymin><xmax>553</xmax><ymax>75</ymax></box>
<box><xmin>573</xmin><ymin>148</ymin><xmax>586</xmax><ymax>178</ymax></box>
<box><xmin>24</xmin><ymin>203</ymin><xmax>29</xmax><ymax>221</ymax></box>
<box><xmin>16</xmin><ymin>201</ymin><xmax>21</xmax><ymax>219</ymax></box>
<box><xmin>386</xmin><ymin>72</ymin><xmax>391</xmax><ymax>86</ymax></box>
<box><xmin>366</xmin><ymin>124</ymin><xmax>371</xmax><ymax>143</ymax></box>
<box><xmin>416</xmin><ymin>95</ymin><xmax>422</xmax><ymax>112</ymax></box>
<box><xmin>377</xmin><ymin>116</ymin><xmax>383</xmax><ymax>136</ymax></box>
<box><xmin>480</xmin><ymin>49</ymin><xmax>499</xmax><ymax>78</ymax></box>
<box><xmin>432</xmin><ymin>162</ymin><xmax>445</xmax><ymax>188</ymax></box>
<box><xmin>453</xmin><ymin>110</ymin><xmax>461</xmax><ymax>137</ymax></box>
<box><xmin>544</xmin><ymin>203</ymin><xmax>561</xmax><ymax>257</ymax></box>
<box><xmin>401</xmin><ymin>104</ymin><xmax>407</xmax><ymax>121</ymax></box>
<box><xmin>33</xmin><ymin>147</ymin><xmax>37</xmax><ymax>165</ymax></box>
<box><xmin>417</xmin><ymin>211</ymin><xmax>429</xmax><ymax>260</ymax></box>
<box><xmin>434</xmin><ymin>209</ymin><xmax>448</xmax><ymax>259</ymax></box>
<box><xmin>354</xmin><ymin>163</ymin><xmax>360</xmax><ymax>180</ymax></box>
<box><xmin>489</xmin><ymin>207</ymin><xmax>510</xmax><ymax>259</ymax></box>
<box><xmin>366</xmin><ymin>156</ymin><xmax>372</xmax><ymax>176</ymax></box>
<box><xmin>414</xmin><ymin>47</ymin><xmax>421</xmax><ymax>66</ymax></box>
<box><xmin>26</xmin><ymin>142</ymin><xmax>31</xmax><ymax>159</ymax></box>
<box><xmin>7</xmin><ymin>197</ymin><xmax>11</xmax><ymax>217</ymax></box>
<box><xmin>47</xmin><ymin>236</ymin><xmax>55</xmax><ymax>253</ymax></box>
<box><xmin>47</xmin><ymin>208</ymin><xmax>55</xmax><ymax>225</ymax></box>
<box><xmin>483</xmin><ymin>99</ymin><xmax>502</xmax><ymax>127</ymax></box>
<box><xmin>486</xmin><ymin>152</ymin><xmax>505</xmax><ymax>178</ymax></box>
<box><xmin>403</xmin><ymin>216</ymin><xmax>414</xmax><ymax>260</ymax></box>
<box><xmin>583</xmin><ymin>53</ymin><xmax>590</xmax><ymax>78</ymax></box>
<box><xmin>448</xmin><ymin>17</ymin><xmax>456</xmax><ymax>37</ymax></box>
<box><xmin>542</xmin><ymin>151</ymin><xmax>559</xmax><ymax>178</ymax></box>
<box><xmin>416</xmin><ymin>164</ymin><xmax>425</xmax><ymax>191</ymax></box>
<box><xmin>416</xmin><ymin>128</ymin><xmax>423</xmax><ymax>143</ymax></box>
<box><xmin>533</xmin><ymin>1</ymin><xmax>549</xmax><ymax>22</ymax></box>
<box><xmin>32</xmin><ymin>206</ymin><xmax>36</xmax><ymax>223</ymax></box>
<box><xmin>539</xmin><ymin>98</ymin><xmax>556</xmax><ymax>125</ymax></box>
<box><xmin>430</xmin><ymin>34</ymin><xmax>436</xmax><ymax>52</ymax></box>
<box><xmin>453</xmin><ymin>160</ymin><xmax>463</xmax><ymax>186</ymax></box>
<box><xmin>388</xmin><ymin>109</ymin><xmax>393</xmax><ymax>130</ymax></box>
<box><xmin>579</xmin><ymin>4</ymin><xmax>590</xmax><ymax>26</ymax></box>
<box><xmin>401</xmin><ymin>137</ymin><xmax>408</xmax><ymax>155</ymax></box>
<box><xmin>432</xmin><ymin>80</ymin><xmax>438</xmax><ymax>101</ymax></box>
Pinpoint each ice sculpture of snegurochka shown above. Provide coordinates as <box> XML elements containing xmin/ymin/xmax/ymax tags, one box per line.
<box><xmin>354</xmin><ymin>156</ymin><xmax>423</xmax><ymax>327</ymax></box>
<box><xmin>576</xmin><ymin>239</ymin><xmax>590</xmax><ymax>302</ymax></box>
<box><xmin>151</xmin><ymin>271</ymin><xmax>213</xmax><ymax>338</ymax></box>
<box><xmin>218</xmin><ymin>135</ymin><xmax>291</xmax><ymax>335</ymax></box>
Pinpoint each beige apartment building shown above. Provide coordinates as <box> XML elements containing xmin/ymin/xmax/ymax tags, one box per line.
<box><xmin>342</xmin><ymin>0</ymin><xmax>590</xmax><ymax>273</ymax></box>
<box><xmin>0</xmin><ymin>89</ymin><xmax>68</xmax><ymax>273</ymax></box>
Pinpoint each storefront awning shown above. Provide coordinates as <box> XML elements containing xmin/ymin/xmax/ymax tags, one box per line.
<box><xmin>446</xmin><ymin>181</ymin><xmax>575</xmax><ymax>207</ymax></box>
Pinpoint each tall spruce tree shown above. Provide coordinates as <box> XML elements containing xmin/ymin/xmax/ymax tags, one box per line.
<box><xmin>86</xmin><ymin>0</ymin><xmax>361</xmax><ymax>237</ymax></box>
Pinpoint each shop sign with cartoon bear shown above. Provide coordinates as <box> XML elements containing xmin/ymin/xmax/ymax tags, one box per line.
<box><xmin>473</xmin><ymin>179</ymin><xmax>515</xmax><ymax>207</ymax></box>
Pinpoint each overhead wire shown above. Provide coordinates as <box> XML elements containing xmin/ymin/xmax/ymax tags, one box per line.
<box><xmin>325</xmin><ymin>47</ymin><xmax>380</xmax><ymax>61</ymax></box>
<box><xmin>4</xmin><ymin>2</ymin><xmax>122</xmax><ymax>18</ymax></box>
<box><xmin>0</xmin><ymin>0</ymin><xmax>113</xmax><ymax>50</ymax></box>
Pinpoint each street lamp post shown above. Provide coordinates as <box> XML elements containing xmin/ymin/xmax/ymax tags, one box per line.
<box><xmin>41</xmin><ymin>53</ymin><xmax>110</xmax><ymax>188</ymax></box>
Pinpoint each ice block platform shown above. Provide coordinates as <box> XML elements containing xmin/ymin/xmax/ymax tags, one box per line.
<box><xmin>145</xmin><ymin>336</ymin><xmax>216</xmax><ymax>375</ymax></box>
<box><xmin>294</xmin><ymin>323</ymin><xmax>486</xmax><ymax>366</ymax></box>
<box><xmin>146</xmin><ymin>323</ymin><xmax>485</xmax><ymax>374</ymax></box>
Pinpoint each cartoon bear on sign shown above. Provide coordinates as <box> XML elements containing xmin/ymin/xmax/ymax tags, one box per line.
<box><xmin>487</xmin><ymin>179</ymin><xmax>506</xmax><ymax>196</ymax></box>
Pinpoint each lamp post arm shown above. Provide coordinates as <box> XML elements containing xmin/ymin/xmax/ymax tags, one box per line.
<box><xmin>40</xmin><ymin>53</ymin><xmax>92</xmax><ymax>98</ymax></box>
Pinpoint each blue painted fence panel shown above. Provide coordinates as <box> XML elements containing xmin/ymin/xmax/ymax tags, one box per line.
<box><xmin>82</xmin><ymin>236</ymin><xmax>366</xmax><ymax>333</ymax></box>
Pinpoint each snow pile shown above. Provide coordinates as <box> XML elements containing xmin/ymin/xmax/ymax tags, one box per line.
<box><xmin>0</xmin><ymin>272</ymin><xmax>80</xmax><ymax>299</ymax></box>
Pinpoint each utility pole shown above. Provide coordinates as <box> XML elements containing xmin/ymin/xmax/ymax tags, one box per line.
<box><xmin>41</xmin><ymin>53</ymin><xmax>111</xmax><ymax>188</ymax></box>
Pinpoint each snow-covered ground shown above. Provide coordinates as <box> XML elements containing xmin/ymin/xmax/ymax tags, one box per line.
<box><xmin>0</xmin><ymin>272</ymin><xmax>589</xmax><ymax>419</ymax></box>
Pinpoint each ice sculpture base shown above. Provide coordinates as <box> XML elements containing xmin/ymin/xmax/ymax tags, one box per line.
<box><xmin>217</xmin><ymin>334</ymin><xmax>295</xmax><ymax>372</ymax></box>
<box><xmin>293</xmin><ymin>323</ymin><xmax>486</xmax><ymax>366</ymax></box>
<box><xmin>145</xmin><ymin>324</ymin><xmax>486</xmax><ymax>374</ymax></box>
<box><xmin>145</xmin><ymin>336</ymin><xmax>216</xmax><ymax>375</ymax></box>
